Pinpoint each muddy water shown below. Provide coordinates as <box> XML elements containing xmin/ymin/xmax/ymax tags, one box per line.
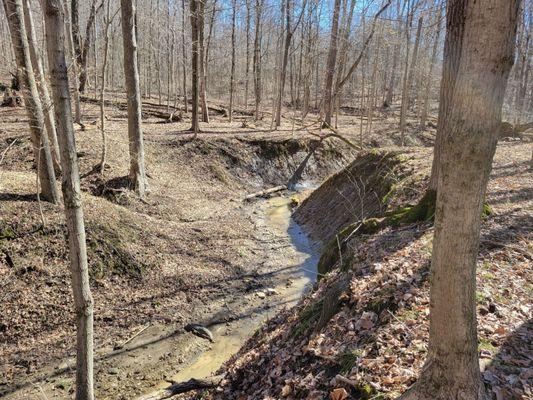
<box><xmin>165</xmin><ymin>195</ymin><xmax>318</xmax><ymax>384</ymax></box>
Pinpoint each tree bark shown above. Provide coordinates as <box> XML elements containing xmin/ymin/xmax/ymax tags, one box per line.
<box><xmin>98</xmin><ymin>0</ymin><xmax>112</xmax><ymax>173</ymax></box>
<box><xmin>78</xmin><ymin>0</ymin><xmax>101</xmax><ymax>93</ymax></box>
<box><xmin>22</xmin><ymin>0</ymin><xmax>61</xmax><ymax>173</ymax></box>
<box><xmin>121</xmin><ymin>0</ymin><xmax>147</xmax><ymax>197</ymax></box>
<box><xmin>62</xmin><ymin>0</ymin><xmax>82</xmax><ymax>124</ymax></box>
<box><xmin>228</xmin><ymin>0</ymin><xmax>236</xmax><ymax>122</ymax></box>
<box><xmin>181</xmin><ymin>0</ymin><xmax>188</xmax><ymax>113</ymax></box>
<box><xmin>3</xmin><ymin>0</ymin><xmax>59</xmax><ymax>204</ymax></box>
<box><xmin>322</xmin><ymin>0</ymin><xmax>341</xmax><ymax>126</ymax></box>
<box><xmin>198</xmin><ymin>0</ymin><xmax>209</xmax><ymax>123</ymax></box>
<box><xmin>274</xmin><ymin>0</ymin><xmax>307</xmax><ymax>127</ymax></box>
<box><xmin>420</xmin><ymin>5</ymin><xmax>442</xmax><ymax>129</ymax></box>
<box><xmin>42</xmin><ymin>1</ymin><xmax>94</xmax><ymax>399</ymax></box>
<box><xmin>253</xmin><ymin>0</ymin><xmax>263</xmax><ymax>120</ymax></box>
<box><xmin>399</xmin><ymin>1</ymin><xmax>519</xmax><ymax>399</ymax></box>
<box><xmin>244</xmin><ymin>0</ymin><xmax>251</xmax><ymax>109</ymax></box>
<box><xmin>190</xmin><ymin>0</ymin><xmax>200</xmax><ymax>133</ymax></box>
<box><xmin>399</xmin><ymin>5</ymin><xmax>413</xmax><ymax>143</ymax></box>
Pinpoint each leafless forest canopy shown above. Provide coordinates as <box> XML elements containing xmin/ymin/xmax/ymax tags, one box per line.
<box><xmin>1</xmin><ymin>0</ymin><xmax>531</xmax><ymax>125</ymax></box>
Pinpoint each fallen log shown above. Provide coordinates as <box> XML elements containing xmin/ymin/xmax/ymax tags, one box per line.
<box><xmin>243</xmin><ymin>185</ymin><xmax>287</xmax><ymax>201</ymax></box>
<box><xmin>136</xmin><ymin>375</ymin><xmax>224</xmax><ymax>400</ymax></box>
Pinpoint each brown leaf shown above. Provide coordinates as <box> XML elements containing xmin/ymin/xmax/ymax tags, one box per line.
<box><xmin>330</xmin><ymin>387</ymin><xmax>349</xmax><ymax>400</ymax></box>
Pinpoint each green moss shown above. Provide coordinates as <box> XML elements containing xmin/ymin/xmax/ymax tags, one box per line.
<box><xmin>393</xmin><ymin>189</ymin><xmax>436</xmax><ymax>224</ymax></box>
<box><xmin>86</xmin><ymin>223</ymin><xmax>147</xmax><ymax>279</ymax></box>
<box><xmin>478</xmin><ymin>338</ymin><xmax>498</xmax><ymax>352</ymax></box>
<box><xmin>475</xmin><ymin>291</ymin><xmax>487</xmax><ymax>303</ymax></box>
<box><xmin>289</xmin><ymin>195</ymin><xmax>300</xmax><ymax>208</ymax></box>
<box><xmin>0</xmin><ymin>227</ymin><xmax>16</xmax><ymax>241</ymax></box>
<box><xmin>482</xmin><ymin>203</ymin><xmax>493</xmax><ymax>219</ymax></box>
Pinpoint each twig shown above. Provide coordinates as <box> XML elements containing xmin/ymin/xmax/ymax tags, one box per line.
<box><xmin>35</xmin><ymin>141</ymin><xmax>46</xmax><ymax>229</ymax></box>
<box><xmin>114</xmin><ymin>323</ymin><xmax>151</xmax><ymax>349</ymax></box>
<box><xmin>0</xmin><ymin>138</ymin><xmax>18</xmax><ymax>165</ymax></box>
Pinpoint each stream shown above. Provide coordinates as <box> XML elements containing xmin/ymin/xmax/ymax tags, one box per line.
<box><xmin>165</xmin><ymin>193</ymin><xmax>318</xmax><ymax>384</ymax></box>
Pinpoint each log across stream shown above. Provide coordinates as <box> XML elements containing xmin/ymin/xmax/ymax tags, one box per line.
<box><xmin>142</xmin><ymin>193</ymin><xmax>318</xmax><ymax>397</ymax></box>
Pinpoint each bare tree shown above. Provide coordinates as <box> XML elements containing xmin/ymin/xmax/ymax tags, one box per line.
<box><xmin>321</xmin><ymin>0</ymin><xmax>341</xmax><ymax>126</ymax></box>
<box><xmin>399</xmin><ymin>1</ymin><xmax>519</xmax><ymax>399</ymax></box>
<box><xmin>198</xmin><ymin>0</ymin><xmax>209</xmax><ymax>122</ymax></box>
<box><xmin>253</xmin><ymin>0</ymin><xmax>263</xmax><ymax>120</ymax></box>
<box><xmin>42</xmin><ymin>1</ymin><xmax>94</xmax><ymax>399</ymax></box>
<box><xmin>420</xmin><ymin>3</ymin><xmax>442</xmax><ymax>129</ymax></box>
<box><xmin>121</xmin><ymin>0</ymin><xmax>148</xmax><ymax>196</ymax></box>
<box><xmin>98</xmin><ymin>0</ymin><xmax>115</xmax><ymax>173</ymax></box>
<box><xmin>73</xmin><ymin>0</ymin><xmax>102</xmax><ymax>93</ymax></box>
<box><xmin>3</xmin><ymin>0</ymin><xmax>59</xmax><ymax>204</ymax></box>
<box><xmin>190</xmin><ymin>0</ymin><xmax>200</xmax><ymax>133</ymax></box>
<box><xmin>274</xmin><ymin>0</ymin><xmax>307</xmax><ymax>127</ymax></box>
<box><xmin>228</xmin><ymin>0</ymin><xmax>237</xmax><ymax>122</ymax></box>
<box><xmin>22</xmin><ymin>0</ymin><xmax>61</xmax><ymax>172</ymax></box>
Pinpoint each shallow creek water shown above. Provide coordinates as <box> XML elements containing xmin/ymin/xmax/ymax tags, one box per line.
<box><xmin>166</xmin><ymin>194</ymin><xmax>318</xmax><ymax>384</ymax></box>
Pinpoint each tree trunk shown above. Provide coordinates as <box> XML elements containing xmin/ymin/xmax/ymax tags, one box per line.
<box><xmin>198</xmin><ymin>0</ymin><xmax>209</xmax><ymax>123</ymax></box>
<box><xmin>406</xmin><ymin>16</ymin><xmax>423</xmax><ymax>110</ymax></box>
<box><xmin>399</xmin><ymin>6</ymin><xmax>413</xmax><ymax>143</ymax></box>
<box><xmin>385</xmin><ymin>0</ymin><xmax>402</xmax><ymax>107</ymax></box>
<box><xmin>22</xmin><ymin>0</ymin><xmax>61</xmax><ymax>173</ymax></box>
<box><xmin>399</xmin><ymin>1</ymin><xmax>519</xmax><ymax>399</ymax></box>
<box><xmin>190</xmin><ymin>0</ymin><xmax>200</xmax><ymax>133</ymax></box>
<box><xmin>4</xmin><ymin>0</ymin><xmax>59</xmax><ymax>204</ymax></box>
<box><xmin>42</xmin><ymin>2</ymin><xmax>94</xmax><ymax>400</ymax></box>
<box><xmin>181</xmin><ymin>0</ymin><xmax>188</xmax><ymax>113</ymax></box>
<box><xmin>121</xmin><ymin>0</ymin><xmax>147</xmax><ymax>196</ymax></box>
<box><xmin>99</xmin><ymin>0</ymin><xmax>111</xmax><ymax>173</ymax></box>
<box><xmin>332</xmin><ymin>0</ymin><xmax>391</xmax><ymax>107</ymax></box>
<box><xmin>253</xmin><ymin>0</ymin><xmax>262</xmax><ymax>120</ymax></box>
<box><xmin>63</xmin><ymin>0</ymin><xmax>82</xmax><ymax>124</ymax></box>
<box><xmin>77</xmin><ymin>0</ymin><xmax>101</xmax><ymax>93</ymax></box>
<box><xmin>275</xmin><ymin>0</ymin><xmax>291</xmax><ymax>127</ymax></box>
<box><xmin>322</xmin><ymin>0</ymin><xmax>341</xmax><ymax>126</ymax></box>
<box><xmin>244</xmin><ymin>0</ymin><xmax>251</xmax><ymax>109</ymax></box>
<box><xmin>228</xmin><ymin>0</ymin><xmax>236</xmax><ymax>122</ymax></box>
<box><xmin>420</xmin><ymin>5</ymin><xmax>442</xmax><ymax>129</ymax></box>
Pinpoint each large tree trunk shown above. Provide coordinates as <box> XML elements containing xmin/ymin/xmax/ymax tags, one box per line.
<box><xmin>42</xmin><ymin>1</ymin><xmax>94</xmax><ymax>400</ymax></box>
<box><xmin>322</xmin><ymin>0</ymin><xmax>341</xmax><ymax>126</ymax></box>
<box><xmin>22</xmin><ymin>0</ymin><xmax>61</xmax><ymax>173</ymax></box>
<box><xmin>190</xmin><ymin>0</ymin><xmax>200</xmax><ymax>133</ymax></box>
<box><xmin>399</xmin><ymin>1</ymin><xmax>519</xmax><ymax>399</ymax></box>
<box><xmin>121</xmin><ymin>0</ymin><xmax>147</xmax><ymax>197</ymax></box>
<box><xmin>4</xmin><ymin>0</ymin><xmax>59</xmax><ymax>204</ymax></box>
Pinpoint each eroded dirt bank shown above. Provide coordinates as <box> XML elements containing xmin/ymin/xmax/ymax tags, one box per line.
<box><xmin>184</xmin><ymin>141</ymin><xmax>531</xmax><ymax>400</ymax></box>
<box><xmin>0</xmin><ymin>102</ymin><xmax>354</xmax><ymax>399</ymax></box>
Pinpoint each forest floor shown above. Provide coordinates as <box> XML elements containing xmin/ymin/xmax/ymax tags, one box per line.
<box><xmin>0</xmin><ymin>93</ymin><xmax>531</xmax><ymax>400</ymax></box>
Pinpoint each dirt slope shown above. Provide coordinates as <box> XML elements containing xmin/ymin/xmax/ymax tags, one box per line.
<box><xmin>187</xmin><ymin>141</ymin><xmax>532</xmax><ymax>400</ymax></box>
